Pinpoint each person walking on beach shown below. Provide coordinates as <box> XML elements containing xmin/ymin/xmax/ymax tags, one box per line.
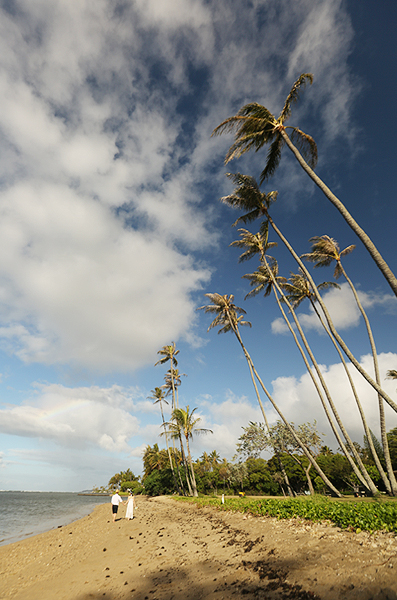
<box><xmin>111</xmin><ymin>490</ymin><xmax>124</xmax><ymax>522</ymax></box>
<box><xmin>125</xmin><ymin>490</ymin><xmax>136</xmax><ymax>520</ymax></box>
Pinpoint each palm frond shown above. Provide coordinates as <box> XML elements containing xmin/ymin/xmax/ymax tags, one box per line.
<box><xmin>260</xmin><ymin>135</ymin><xmax>284</xmax><ymax>183</ymax></box>
<box><xmin>278</xmin><ymin>73</ymin><xmax>314</xmax><ymax>123</ymax></box>
<box><xmin>340</xmin><ymin>244</ymin><xmax>356</xmax><ymax>258</ymax></box>
<box><xmin>290</xmin><ymin>128</ymin><xmax>318</xmax><ymax>169</ymax></box>
<box><xmin>317</xmin><ymin>281</ymin><xmax>340</xmax><ymax>292</ymax></box>
<box><xmin>212</xmin><ymin>104</ymin><xmax>277</xmax><ymax>163</ymax></box>
<box><xmin>243</xmin><ymin>260</ymin><xmax>284</xmax><ymax>299</ymax></box>
<box><xmin>230</xmin><ymin>228</ymin><xmax>277</xmax><ymax>263</ymax></box>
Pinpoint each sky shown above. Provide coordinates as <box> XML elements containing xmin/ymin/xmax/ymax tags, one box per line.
<box><xmin>0</xmin><ymin>0</ymin><xmax>396</xmax><ymax>492</ymax></box>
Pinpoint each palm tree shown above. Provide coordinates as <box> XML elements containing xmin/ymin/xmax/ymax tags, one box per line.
<box><xmin>164</xmin><ymin>406</ymin><xmax>212</xmax><ymax>497</ymax></box>
<box><xmin>155</xmin><ymin>343</ymin><xmax>180</xmax><ymax>409</ymax></box>
<box><xmin>221</xmin><ymin>173</ymin><xmax>397</xmax><ymax>417</ymax></box>
<box><xmin>148</xmin><ymin>387</ymin><xmax>181</xmax><ymax>495</ymax></box>
<box><xmin>198</xmin><ymin>292</ymin><xmax>342</xmax><ymax>496</ymax></box>
<box><xmin>302</xmin><ymin>235</ymin><xmax>397</xmax><ymax>495</ymax></box>
<box><xmin>282</xmin><ymin>270</ymin><xmax>392</xmax><ymax>494</ymax></box>
<box><xmin>209</xmin><ymin>450</ymin><xmax>221</xmax><ymax>468</ymax></box>
<box><xmin>142</xmin><ymin>443</ymin><xmax>169</xmax><ymax>478</ymax></box>
<box><xmin>212</xmin><ymin>74</ymin><xmax>397</xmax><ymax>296</ymax></box>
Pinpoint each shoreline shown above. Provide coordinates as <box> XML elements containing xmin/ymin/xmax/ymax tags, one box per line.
<box><xmin>0</xmin><ymin>492</ymin><xmax>110</xmax><ymax>548</ymax></box>
<box><xmin>1</xmin><ymin>495</ymin><xmax>397</xmax><ymax>600</ymax></box>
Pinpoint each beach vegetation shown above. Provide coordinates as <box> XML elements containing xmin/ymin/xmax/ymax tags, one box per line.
<box><xmin>176</xmin><ymin>494</ymin><xmax>397</xmax><ymax>535</ymax></box>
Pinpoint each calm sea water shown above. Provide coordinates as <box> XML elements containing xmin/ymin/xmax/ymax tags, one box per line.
<box><xmin>0</xmin><ymin>491</ymin><xmax>110</xmax><ymax>547</ymax></box>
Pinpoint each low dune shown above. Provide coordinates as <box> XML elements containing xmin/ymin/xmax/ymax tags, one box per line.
<box><xmin>1</xmin><ymin>495</ymin><xmax>397</xmax><ymax>600</ymax></box>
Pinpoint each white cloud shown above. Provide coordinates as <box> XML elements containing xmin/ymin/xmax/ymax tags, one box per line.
<box><xmin>270</xmin><ymin>352</ymin><xmax>397</xmax><ymax>448</ymax></box>
<box><xmin>272</xmin><ymin>283</ymin><xmax>397</xmax><ymax>334</ymax></box>
<box><xmin>0</xmin><ymin>0</ymin><xmax>358</xmax><ymax>373</ymax></box>
<box><xmin>195</xmin><ymin>391</ymin><xmax>263</xmax><ymax>458</ymax></box>
<box><xmin>0</xmin><ymin>383</ymin><xmax>142</xmax><ymax>452</ymax></box>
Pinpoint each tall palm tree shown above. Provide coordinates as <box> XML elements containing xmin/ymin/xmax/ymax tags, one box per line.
<box><xmin>155</xmin><ymin>343</ymin><xmax>180</xmax><ymax>409</ymax></box>
<box><xmin>198</xmin><ymin>292</ymin><xmax>342</xmax><ymax>496</ymax></box>
<box><xmin>148</xmin><ymin>387</ymin><xmax>181</xmax><ymax>495</ymax></box>
<box><xmin>212</xmin><ymin>74</ymin><xmax>397</xmax><ymax>296</ymax></box>
<box><xmin>221</xmin><ymin>172</ymin><xmax>397</xmax><ymax>416</ymax></box>
<box><xmin>176</xmin><ymin>406</ymin><xmax>212</xmax><ymax>497</ymax></box>
<box><xmin>161</xmin><ymin>368</ymin><xmax>187</xmax><ymax>494</ymax></box>
<box><xmin>301</xmin><ymin>235</ymin><xmax>397</xmax><ymax>494</ymax></box>
<box><xmin>282</xmin><ymin>270</ymin><xmax>392</xmax><ymax>493</ymax></box>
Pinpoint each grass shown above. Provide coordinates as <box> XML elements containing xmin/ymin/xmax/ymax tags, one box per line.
<box><xmin>174</xmin><ymin>494</ymin><xmax>397</xmax><ymax>534</ymax></box>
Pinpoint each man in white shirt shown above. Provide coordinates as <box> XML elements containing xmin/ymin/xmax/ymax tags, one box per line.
<box><xmin>111</xmin><ymin>491</ymin><xmax>124</xmax><ymax>522</ymax></box>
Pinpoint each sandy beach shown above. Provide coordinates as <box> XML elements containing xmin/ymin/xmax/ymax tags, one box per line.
<box><xmin>1</xmin><ymin>495</ymin><xmax>397</xmax><ymax>600</ymax></box>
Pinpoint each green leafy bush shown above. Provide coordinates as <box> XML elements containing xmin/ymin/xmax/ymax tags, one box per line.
<box><xmin>176</xmin><ymin>495</ymin><xmax>397</xmax><ymax>534</ymax></box>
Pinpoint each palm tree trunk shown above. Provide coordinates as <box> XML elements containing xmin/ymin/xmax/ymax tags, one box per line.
<box><xmin>178</xmin><ymin>433</ymin><xmax>193</xmax><ymax>496</ymax></box>
<box><xmin>305</xmin><ymin>462</ymin><xmax>315</xmax><ymax>496</ymax></box>
<box><xmin>339</xmin><ymin>265</ymin><xmax>397</xmax><ymax>495</ymax></box>
<box><xmin>185</xmin><ymin>434</ymin><xmax>198</xmax><ymax>497</ymax></box>
<box><xmin>229</xmin><ymin>321</ymin><xmax>342</xmax><ymax>497</ymax></box>
<box><xmin>280</xmin><ymin>128</ymin><xmax>397</xmax><ymax>297</ymax></box>
<box><xmin>270</xmin><ymin>283</ymin><xmax>377</xmax><ymax>495</ymax></box>
<box><xmin>160</xmin><ymin>403</ymin><xmax>182</xmax><ymax>495</ymax></box>
<box><xmin>309</xmin><ymin>298</ymin><xmax>392</xmax><ymax>494</ymax></box>
<box><xmin>245</xmin><ymin>354</ymin><xmax>294</xmax><ymax>497</ymax></box>
<box><xmin>265</xmin><ymin>211</ymin><xmax>397</xmax><ymax>415</ymax></box>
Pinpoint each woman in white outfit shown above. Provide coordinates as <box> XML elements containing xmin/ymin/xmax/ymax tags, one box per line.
<box><xmin>125</xmin><ymin>491</ymin><xmax>135</xmax><ymax>520</ymax></box>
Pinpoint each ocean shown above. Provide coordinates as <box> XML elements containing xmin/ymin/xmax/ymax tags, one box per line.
<box><xmin>0</xmin><ymin>491</ymin><xmax>110</xmax><ymax>547</ymax></box>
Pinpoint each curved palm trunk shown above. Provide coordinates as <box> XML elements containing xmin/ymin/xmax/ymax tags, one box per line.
<box><xmin>339</xmin><ymin>265</ymin><xmax>397</xmax><ymax>494</ymax></box>
<box><xmin>309</xmin><ymin>298</ymin><xmax>392</xmax><ymax>494</ymax></box>
<box><xmin>270</xmin><ymin>283</ymin><xmax>377</xmax><ymax>494</ymax></box>
<box><xmin>305</xmin><ymin>463</ymin><xmax>315</xmax><ymax>496</ymax></box>
<box><xmin>265</xmin><ymin>211</ymin><xmax>397</xmax><ymax>415</ymax></box>
<box><xmin>229</xmin><ymin>321</ymin><xmax>342</xmax><ymax>497</ymax></box>
<box><xmin>280</xmin><ymin>129</ymin><xmax>397</xmax><ymax>297</ymax></box>
<box><xmin>245</xmin><ymin>357</ymin><xmax>294</xmax><ymax>497</ymax></box>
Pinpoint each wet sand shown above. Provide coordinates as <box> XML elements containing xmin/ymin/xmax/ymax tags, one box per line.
<box><xmin>1</xmin><ymin>495</ymin><xmax>397</xmax><ymax>600</ymax></box>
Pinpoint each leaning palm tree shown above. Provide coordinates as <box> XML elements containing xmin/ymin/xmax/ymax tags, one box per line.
<box><xmin>221</xmin><ymin>173</ymin><xmax>397</xmax><ymax>417</ymax></box>
<box><xmin>302</xmin><ymin>235</ymin><xmax>397</xmax><ymax>494</ymax></box>
<box><xmin>212</xmin><ymin>74</ymin><xmax>397</xmax><ymax>296</ymax></box>
<box><xmin>282</xmin><ymin>270</ymin><xmax>393</xmax><ymax>494</ymax></box>
<box><xmin>198</xmin><ymin>292</ymin><xmax>342</xmax><ymax>496</ymax></box>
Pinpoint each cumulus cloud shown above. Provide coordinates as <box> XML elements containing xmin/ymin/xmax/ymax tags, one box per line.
<box><xmin>194</xmin><ymin>391</ymin><xmax>263</xmax><ymax>458</ymax></box>
<box><xmin>0</xmin><ymin>383</ymin><xmax>143</xmax><ymax>452</ymax></box>
<box><xmin>0</xmin><ymin>0</ymin><xmax>358</xmax><ymax>374</ymax></box>
<box><xmin>270</xmin><ymin>352</ymin><xmax>397</xmax><ymax>448</ymax></box>
<box><xmin>272</xmin><ymin>283</ymin><xmax>397</xmax><ymax>334</ymax></box>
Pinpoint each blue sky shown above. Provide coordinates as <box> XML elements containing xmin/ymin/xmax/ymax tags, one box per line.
<box><xmin>0</xmin><ymin>0</ymin><xmax>396</xmax><ymax>492</ymax></box>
